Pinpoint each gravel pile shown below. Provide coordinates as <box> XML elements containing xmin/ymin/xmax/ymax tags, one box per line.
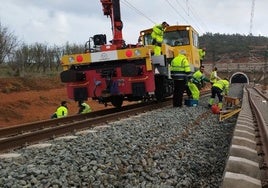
<box><xmin>0</xmin><ymin>98</ymin><xmax>236</xmax><ymax>187</ymax></box>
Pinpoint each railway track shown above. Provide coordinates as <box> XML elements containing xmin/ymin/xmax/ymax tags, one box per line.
<box><xmin>0</xmin><ymin>90</ymin><xmax>211</xmax><ymax>154</ymax></box>
<box><xmin>0</xmin><ymin>91</ymin><xmax>223</xmax><ymax>187</ymax></box>
<box><xmin>1</xmin><ymin>87</ymin><xmax>267</xmax><ymax>186</ymax></box>
<box><xmin>222</xmin><ymin>85</ymin><xmax>268</xmax><ymax>187</ymax></box>
<box><xmin>0</xmin><ymin>99</ymin><xmax>172</xmax><ymax>153</ymax></box>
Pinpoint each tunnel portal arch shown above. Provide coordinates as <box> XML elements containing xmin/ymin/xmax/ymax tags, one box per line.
<box><xmin>230</xmin><ymin>72</ymin><xmax>249</xmax><ymax>84</ymax></box>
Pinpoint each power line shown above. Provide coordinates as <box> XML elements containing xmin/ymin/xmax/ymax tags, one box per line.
<box><xmin>165</xmin><ymin>0</ymin><xmax>188</xmax><ymax>23</ymax></box>
<box><xmin>121</xmin><ymin>0</ymin><xmax>209</xmax><ymax>36</ymax></box>
<box><xmin>174</xmin><ymin>0</ymin><xmax>203</xmax><ymax>33</ymax></box>
<box><xmin>121</xmin><ymin>0</ymin><xmax>155</xmax><ymax>24</ymax></box>
<box><xmin>187</xmin><ymin>1</ymin><xmax>211</xmax><ymax>34</ymax></box>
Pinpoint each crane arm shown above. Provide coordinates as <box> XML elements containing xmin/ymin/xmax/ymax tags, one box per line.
<box><xmin>100</xmin><ymin>0</ymin><xmax>124</xmax><ymax>49</ymax></box>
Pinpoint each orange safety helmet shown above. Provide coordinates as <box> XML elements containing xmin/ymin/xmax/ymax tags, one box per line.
<box><xmin>211</xmin><ymin>104</ymin><xmax>220</xmax><ymax>114</ymax></box>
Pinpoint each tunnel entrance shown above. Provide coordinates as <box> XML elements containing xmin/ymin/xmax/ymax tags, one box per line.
<box><xmin>230</xmin><ymin>72</ymin><xmax>249</xmax><ymax>84</ymax></box>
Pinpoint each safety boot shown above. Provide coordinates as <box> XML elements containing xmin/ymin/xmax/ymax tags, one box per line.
<box><xmin>208</xmin><ymin>98</ymin><xmax>214</xmax><ymax>108</ymax></box>
<box><xmin>218</xmin><ymin>102</ymin><xmax>223</xmax><ymax>110</ymax></box>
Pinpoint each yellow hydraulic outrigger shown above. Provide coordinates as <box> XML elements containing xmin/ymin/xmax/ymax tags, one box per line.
<box><xmin>219</xmin><ymin>96</ymin><xmax>241</xmax><ymax>122</ymax></box>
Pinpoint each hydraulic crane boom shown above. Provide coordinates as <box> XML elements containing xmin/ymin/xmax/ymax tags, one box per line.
<box><xmin>100</xmin><ymin>0</ymin><xmax>124</xmax><ymax>49</ymax></box>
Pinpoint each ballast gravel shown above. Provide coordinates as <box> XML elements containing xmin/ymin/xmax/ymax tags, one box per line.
<box><xmin>0</xmin><ymin>98</ymin><xmax>236</xmax><ymax>187</ymax></box>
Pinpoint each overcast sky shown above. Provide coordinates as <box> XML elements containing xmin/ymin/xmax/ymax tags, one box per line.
<box><xmin>0</xmin><ymin>0</ymin><xmax>267</xmax><ymax>46</ymax></box>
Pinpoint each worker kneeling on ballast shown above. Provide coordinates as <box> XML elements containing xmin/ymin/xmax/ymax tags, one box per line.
<box><xmin>78</xmin><ymin>100</ymin><xmax>92</xmax><ymax>114</ymax></box>
<box><xmin>51</xmin><ymin>101</ymin><xmax>68</xmax><ymax>119</ymax></box>
<box><xmin>187</xmin><ymin>65</ymin><xmax>210</xmax><ymax>102</ymax></box>
<box><xmin>208</xmin><ymin>78</ymin><xmax>230</xmax><ymax>110</ymax></box>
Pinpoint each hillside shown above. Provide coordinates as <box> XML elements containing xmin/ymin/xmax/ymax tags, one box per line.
<box><xmin>199</xmin><ymin>33</ymin><xmax>268</xmax><ymax>63</ymax></box>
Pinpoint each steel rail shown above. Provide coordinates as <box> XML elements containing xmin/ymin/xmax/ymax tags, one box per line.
<box><xmin>0</xmin><ymin>100</ymin><xmax>171</xmax><ymax>153</ymax></box>
<box><xmin>247</xmin><ymin>87</ymin><xmax>268</xmax><ymax>187</ymax></box>
<box><xmin>0</xmin><ymin>90</ymin><xmax>210</xmax><ymax>153</ymax></box>
<box><xmin>0</xmin><ymin>100</ymin><xmax>161</xmax><ymax>138</ymax></box>
<box><xmin>253</xmin><ymin>86</ymin><xmax>268</xmax><ymax>101</ymax></box>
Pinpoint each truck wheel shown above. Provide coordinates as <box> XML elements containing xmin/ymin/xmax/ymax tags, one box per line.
<box><xmin>111</xmin><ymin>95</ymin><xmax>123</xmax><ymax>108</ymax></box>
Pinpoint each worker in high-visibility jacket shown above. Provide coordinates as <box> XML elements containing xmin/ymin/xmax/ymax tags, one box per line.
<box><xmin>51</xmin><ymin>101</ymin><xmax>68</xmax><ymax>119</ymax></box>
<box><xmin>188</xmin><ymin>65</ymin><xmax>210</xmax><ymax>100</ymax></box>
<box><xmin>210</xmin><ymin>67</ymin><xmax>221</xmax><ymax>85</ymax></box>
<box><xmin>151</xmin><ymin>21</ymin><xmax>169</xmax><ymax>56</ymax></box>
<box><xmin>170</xmin><ymin>51</ymin><xmax>192</xmax><ymax>107</ymax></box>
<box><xmin>78</xmin><ymin>101</ymin><xmax>92</xmax><ymax>114</ymax></box>
<box><xmin>208</xmin><ymin>78</ymin><xmax>229</xmax><ymax>110</ymax></box>
<box><xmin>199</xmin><ymin>48</ymin><xmax>206</xmax><ymax>65</ymax></box>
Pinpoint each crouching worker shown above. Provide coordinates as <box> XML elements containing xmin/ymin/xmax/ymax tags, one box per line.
<box><xmin>51</xmin><ymin>101</ymin><xmax>68</xmax><ymax>119</ymax></box>
<box><xmin>208</xmin><ymin>78</ymin><xmax>229</xmax><ymax>110</ymax></box>
<box><xmin>188</xmin><ymin>65</ymin><xmax>210</xmax><ymax>101</ymax></box>
<box><xmin>78</xmin><ymin>100</ymin><xmax>92</xmax><ymax>114</ymax></box>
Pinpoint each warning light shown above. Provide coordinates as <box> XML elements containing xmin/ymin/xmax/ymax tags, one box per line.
<box><xmin>125</xmin><ymin>50</ymin><xmax>133</xmax><ymax>57</ymax></box>
<box><xmin>76</xmin><ymin>55</ymin><xmax>83</xmax><ymax>62</ymax></box>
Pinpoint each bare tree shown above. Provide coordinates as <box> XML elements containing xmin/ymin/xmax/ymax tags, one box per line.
<box><xmin>0</xmin><ymin>22</ymin><xmax>84</xmax><ymax>76</ymax></box>
<box><xmin>0</xmin><ymin>22</ymin><xmax>19</xmax><ymax>64</ymax></box>
<box><xmin>63</xmin><ymin>42</ymin><xmax>84</xmax><ymax>55</ymax></box>
<box><xmin>31</xmin><ymin>43</ymin><xmax>48</xmax><ymax>73</ymax></box>
<box><xmin>9</xmin><ymin>43</ymin><xmax>33</xmax><ymax>76</ymax></box>
<box><xmin>51</xmin><ymin>45</ymin><xmax>64</xmax><ymax>71</ymax></box>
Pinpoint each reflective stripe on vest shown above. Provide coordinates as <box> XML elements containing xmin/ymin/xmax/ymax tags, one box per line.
<box><xmin>171</xmin><ymin>55</ymin><xmax>191</xmax><ymax>79</ymax></box>
<box><xmin>81</xmin><ymin>103</ymin><xmax>91</xmax><ymax>114</ymax></box>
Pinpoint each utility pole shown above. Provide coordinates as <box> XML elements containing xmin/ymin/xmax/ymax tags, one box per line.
<box><xmin>249</xmin><ymin>0</ymin><xmax>255</xmax><ymax>35</ymax></box>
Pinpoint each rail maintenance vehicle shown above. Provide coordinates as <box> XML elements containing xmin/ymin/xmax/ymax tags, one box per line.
<box><xmin>60</xmin><ymin>0</ymin><xmax>201</xmax><ymax>108</ymax></box>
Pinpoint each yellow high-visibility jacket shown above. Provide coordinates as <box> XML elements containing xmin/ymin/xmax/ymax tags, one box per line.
<box><xmin>151</xmin><ymin>24</ymin><xmax>164</xmax><ymax>43</ymax></box>
<box><xmin>80</xmin><ymin>102</ymin><xmax>91</xmax><ymax>114</ymax></box>
<box><xmin>213</xmin><ymin>79</ymin><xmax>229</xmax><ymax>95</ymax></box>
<box><xmin>56</xmin><ymin>106</ymin><xmax>68</xmax><ymax>118</ymax></box>
<box><xmin>170</xmin><ymin>54</ymin><xmax>191</xmax><ymax>80</ymax></box>
<box><xmin>199</xmin><ymin>49</ymin><xmax>206</xmax><ymax>60</ymax></box>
